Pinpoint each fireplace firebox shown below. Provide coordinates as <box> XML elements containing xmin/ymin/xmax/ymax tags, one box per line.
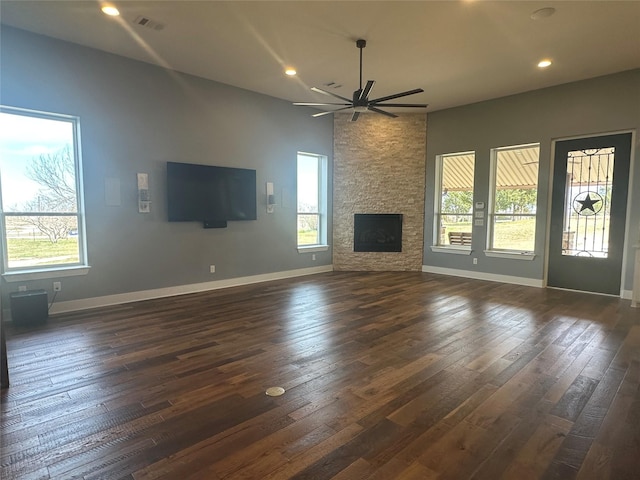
<box><xmin>353</xmin><ymin>214</ymin><xmax>402</xmax><ymax>252</ymax></box>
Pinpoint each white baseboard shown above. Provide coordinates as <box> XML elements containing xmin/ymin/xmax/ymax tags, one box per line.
<box><xmin>423</xmin><ymin>265</ymin><xmax>637</xmax><ymax>298</ymax></box>
<box><xmin>3</xmin><ymin>265</ymin><xmax>630</xmax><ymax>319</ymax></box>
<box><xmin>421</xmin><ymin>265</ymin><xmax>544</xmax><ymax>288</ymax></box>
<box><xmin>45</xmin><ymin>265</ymin><xmax>333</xmax><ymax>316</ymax></box>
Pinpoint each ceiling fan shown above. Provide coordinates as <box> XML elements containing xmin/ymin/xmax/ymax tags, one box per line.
<box><xmin>293</xmin><ymin>39</ymin><xmax>428</xmax><ymax>122</ymax></box>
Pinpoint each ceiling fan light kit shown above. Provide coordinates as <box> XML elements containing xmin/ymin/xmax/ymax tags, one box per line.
<box><xmin>294</xmin><ymin>39</ymin><xmax>428</xmax><ymax>122</ymax></box>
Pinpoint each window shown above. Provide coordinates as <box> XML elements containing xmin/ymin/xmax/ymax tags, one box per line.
<box><xmin>297</xmin><ymin>152</ymin><xmax>328</xmax><ymax>249</ymax></box>
<box><xmin>561</xmin><ymin>147</ymin><xmax>614</xmax><ymax>258</ymax></box>
<box><xmin>488</xmin><ymin>144</ymin><xmax>539</xmax><ymax>252</ymax></box>
<box><xmin>0</xmin><ymin>106</ymin><xmax>87</xmax><ymax>274</ymax></box>
<box><xmin>434</xmin><ymin>152</ymin><xmax>475</xmax><ymax>247</ymax></box>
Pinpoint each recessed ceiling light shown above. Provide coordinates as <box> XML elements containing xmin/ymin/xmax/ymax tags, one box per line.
<box><xmin>531</xmin><ymin>7</ymin><xmax>556</xmax><ymax>20</ymax></box>
<box><xmin>101</xmin><ymin>4</ymin><xmax>120</xmax><ymax>16</ymax></box>
<box><xmin>285</xmin><ymin>68</ymin><xmax>297</xmax><ymax>76</ymax></box>
<box><xmin>538</xmin><ymin>59</ymin><xmax>552</xmax><ymax>68</ymax></box>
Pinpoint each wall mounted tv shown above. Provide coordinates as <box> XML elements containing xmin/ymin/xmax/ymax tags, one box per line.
<box><xmin>167</xmin><ymin>161</ymin><xmax>257</xmax><ymax>228</ymax></box>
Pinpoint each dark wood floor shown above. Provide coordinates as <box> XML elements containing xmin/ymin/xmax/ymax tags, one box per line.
<box><xmin>1</xmin><ymin>272</ymin><xmax>639</xmax><ymax>479</ymax></box>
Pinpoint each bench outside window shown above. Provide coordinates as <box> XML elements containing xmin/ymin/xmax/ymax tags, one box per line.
<box><xmin>448</xmin><ymin>231</ymin><xmax>472</xmax><ymax>246</ymax></box>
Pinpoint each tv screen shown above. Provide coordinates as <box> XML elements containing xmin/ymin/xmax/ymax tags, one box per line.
<box><xmin>167</xmin><ymin>161</ymin><xmax>257</xmax><ymax>227</ymax></box>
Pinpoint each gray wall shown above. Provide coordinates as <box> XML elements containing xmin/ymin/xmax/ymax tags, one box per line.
<box><xmin>2</xmin><ymin>26</ymin><xmax>638</xmax><ymax>310</ymax></box>
<box><xmin>0</xmin><ymin>27</ymin><xmax>333</xmax><ymax>305</ymax></box>
<box><xmin>424</xmin><ymin>69</ymin><xmax>640</xmax><ymax>290</ymax></box>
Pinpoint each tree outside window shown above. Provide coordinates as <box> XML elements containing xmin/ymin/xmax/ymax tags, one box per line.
<box><xmin>489</xmin><ymin>144</ymin><xmax>540</xmax><ymax>252</ymax></box>
<box><xmin>0</xmin><ymin>107</ymin><xmax>86</xmax><ymax>271</ymax></box>
<box><xmin>297</xmin><ymin>152</ymin><xmax>327</xmax><ymax>247</ymax></box>
<box><xmin>435</xmin><ymin>152</ymin><xmax>475</xmax><ymax>246</ymax></box>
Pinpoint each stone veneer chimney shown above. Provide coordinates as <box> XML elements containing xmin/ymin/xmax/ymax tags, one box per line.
<box><xmin>333</xmin><ymin>113</ymin><xmax>426</xmax><ymax>271</ymax></box>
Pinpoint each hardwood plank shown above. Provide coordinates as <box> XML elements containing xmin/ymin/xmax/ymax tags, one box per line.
<box><xmin>262</xmin><ymin>424</ymin><xmax>364</xmax><ymax>479</ymax></box>
<box><xmin>325</xmin><ymin>458</ymin><xmax>373</xmax><ymax>480</ymax></box>
<box><xmin>1</xmin><ymin>272</ymin><xmax>637</xmax><ymax>479</ymax></box>
<box><xmin>499</xmin><ymin>414</ymin><xmax>574</xmax><ymax>480</ymax></box>
<box><xmin>389</xmin><ymin>460</ymin><xmax>439</xmax><ymax>479</ymax></box>
<box><xmin>417</xmin><ymin>412</ymin><xmax>521</xmax><ymax>479</ymax></box>
<box><xmin>287</xmin><ymin>418</ymin><xmax>402</xmax><ymax>479</ymax></box>
<box><xmin>543</xmin><ymin>348</ymin><xmax>594</xmax><ymax>404</ymax></box>
<box><xmin>472</xmin><ymin>408</ymin><xmax>573</xmax><ymax>479</ymax></box>
<box><xmin>549</xmin><ymin>374</ymin><xmax>599</xmax><ymax>422</ymax></box>
<box><xmin>543</xmin><ymin>364</ymin><xmax>628</xmax><ymax>480</ymax></box>
<box><xmin>133</xmin><ymin>395</ymin><xmax>312</xmax><ymax>479</ymax></box>
<box><xmin>465</xmin><ymin>335</ymin><xmax>524</xmax><ymax>372</ymax></box>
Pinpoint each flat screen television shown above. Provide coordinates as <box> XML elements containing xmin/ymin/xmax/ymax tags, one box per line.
<box><xmin>167</xmin><ymin>161</ymin><xmax>257</xmax><ymax>228</ymax></box>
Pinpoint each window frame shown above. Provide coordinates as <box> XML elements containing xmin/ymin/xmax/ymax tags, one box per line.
<box><xmin>432</xmin><ymin>151</ymin><xmax>475</xmax><ymax>253</ymax></box>
<box><xmin>296</xmin><ymin>151</ymin><xmax>328</xmax><ymax>253</ymax></box>
<box><xmin>0</xmin><ymin>106</ymin><xmax>89</xmax><ymax>280</ymax></box>
<box><xmin>486</xmin><ymin>142</ymin><xmax>540</xmax><ymax>257</ymax></box>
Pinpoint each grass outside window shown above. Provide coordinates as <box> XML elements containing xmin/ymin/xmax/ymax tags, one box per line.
<box><xmin>6</xmin><ymin>237</ymin><xmax>80</xmax><ymax>267</ymax></box>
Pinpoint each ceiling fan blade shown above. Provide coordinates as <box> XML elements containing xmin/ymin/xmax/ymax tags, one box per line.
<box><xmin>311</xmin><ymin>106</ymin><xmax>353</xmax><ymax>117</ymax></box>
<box><xmin>310</xmin><ymin>87</ymin><xmax>352</xmax><ymax>103</ymax></box>
<box><xmin>374</xmin><ymin>103</ymin><xmax>428</xmax><ymax>108</ymax></box>
<box><xmin>359</xmin><ymin>80</ymin><xmax>375</xmax><ymax>100</ymax></box>
<box><xmin>295</xmin><ymin>41</ymin><xmax>427</xmax><ymax>120</ymax></box>
<box><xmin>370</xmin><ymin>88</ymin><xmax>424</xmax><ymax>104</ymax></box>
<box><xmin>368</xmin><ymin>106</ymin><xmax>398</xmax><ymax>118</ymax></box>
<box><xmin>294</xmin><ymin>102</ymin><xmax>351</xmax><ymax>106</ymax></box>
<box><xmin>312</xmin><ymin>111</ymin><xmax>336</xmax><ymax>118</ymax></box>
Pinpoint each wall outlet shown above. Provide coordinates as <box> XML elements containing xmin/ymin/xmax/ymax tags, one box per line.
<box><xmin>53</xmin><ymin>281</ymin><xmax>62</xmax><ymax>292</ymax></box>
<box><xmin>312</xmin><ymin>254</ymin><xmax>316</xmax><ymax>261</ymax></box>
<box><xmin>473</xmin><ymin>258</ymin><xmax>478</xmax><ymax>265</ymax></box>
<box><xmin>209</xmin><ymin>265</ymin><xmax>216</xmax><ymax>273</ymax></box>
<box><xmin>18</xmin><ymin>285</ymin><xmax>27</xmax><ymax>292</ymax></box>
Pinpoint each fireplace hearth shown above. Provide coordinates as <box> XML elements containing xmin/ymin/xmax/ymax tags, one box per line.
<box><xmin>353</xmin><ymin>214</ymin><xmax>402</xmax><ymax>252</ymax></box>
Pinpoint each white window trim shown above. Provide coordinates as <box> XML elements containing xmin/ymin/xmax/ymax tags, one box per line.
<box><xmin>433</xmin><ymin>151</ymin><xmax>475</xmax><ymax>247</ymax></box>
<box><xmin>297</xmin><ymin>152</ymin><xmax>329</xmax><ymax>250</ymax></box>
<box><xmin>297</xmin><ymin>245</ymin><xmax>329</xmax><ymax>254</ymax></box>
<box><xmin>487</xmin><ymin>143</ymin><xmax>540</xmax><ymax>255</ymax></box>
<box><xmin>3</xmin><ymin>266</ymin><xmax>91</xmax><ymax>282</ymax></box>
<box><xmin>0</xmin><ymin>106</ymin><xmax>89</xmax><ymax>275</ymax></box>
<box><xmin>430</xmin><ymin>245</ymin><xmax>473</xmax><ymax>255</ymax></box>
<box><xmin>484</xmin><ymin>250</ymin><xmax>536</xmax><ymax>261</ymax></box>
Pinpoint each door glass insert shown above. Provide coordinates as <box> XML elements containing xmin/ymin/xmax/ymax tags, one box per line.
<box><xmin>562</xmin><ymin>147</ymin><xmax>614</xmax><ymax>258</ymax></box>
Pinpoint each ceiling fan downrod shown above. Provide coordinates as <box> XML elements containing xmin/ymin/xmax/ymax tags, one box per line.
<box><xmin>356</xmin><ymin>38</ymin><xmax>366</xmax><ymax>93</ymax></box>
<box><xmin>292</xmin><ymin>37</ymin><xmax>427</xmax><ymax>121</ymax></box>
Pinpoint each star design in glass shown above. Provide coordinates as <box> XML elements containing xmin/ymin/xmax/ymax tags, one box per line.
<box><xmin>576</xmin><ymin>193</ymin><xmax>601</xmax><ymax>213</ymax></box>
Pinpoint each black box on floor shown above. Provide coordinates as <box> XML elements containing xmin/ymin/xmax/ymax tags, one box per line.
<box><xmin>10</xmin><ymin>289</ymin><xmax>48</xmax><ymax>326</ymax></box>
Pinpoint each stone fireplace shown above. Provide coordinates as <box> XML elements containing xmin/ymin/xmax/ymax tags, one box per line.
<box><xmin>333</xmin><ymin>113</ymin><xmax>426</xmax><ymax>271</ymax></box>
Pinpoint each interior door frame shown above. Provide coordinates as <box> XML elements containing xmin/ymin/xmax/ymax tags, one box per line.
<box><xmin>544</xmin><ymin>129</ymin><xmax>636</xmax><ymax>297</ymax></box>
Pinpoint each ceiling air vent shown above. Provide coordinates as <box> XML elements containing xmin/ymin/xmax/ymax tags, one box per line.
<box><xmin>133</xmin><ymin>15</ymin><xmax>165</xmax><ymax>31</ymax></box>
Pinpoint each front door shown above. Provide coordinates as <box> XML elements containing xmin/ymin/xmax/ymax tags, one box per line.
<box><xmin>547</xmin><ymin>133</ymin><xmax>632</xmax><ymax>295</ymax></box>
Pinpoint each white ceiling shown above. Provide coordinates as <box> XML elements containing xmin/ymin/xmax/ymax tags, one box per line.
<box><xmin>1</xmin><ymin>1</ymin><xmax>639</xmax><ymax>113</ymax></box>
